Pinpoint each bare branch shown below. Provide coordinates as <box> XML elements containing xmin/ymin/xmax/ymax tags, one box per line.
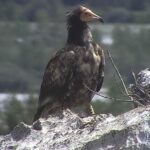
<box><xmin>113</xmin><ymin>75</ymin><xmax>126</xmax><ymax>96</ymax></box>
<box><xmin>84</xmin><ymin>84</ymin><xmax>133</xmax><ymax>103</ymax></box>
<box><xmin>106</xmin><ymin>49</ymin><xmax>129</xmax><ymax>95</ymax></box>
<box><xmin>105</xmin><ymin>49</ymin><xmax>139</xmax><ymax>107</ymax></box>
<box><xmin>131</xmin><ymin>71</ymin><xmax>137</xmax><ymax>85</ymax></box>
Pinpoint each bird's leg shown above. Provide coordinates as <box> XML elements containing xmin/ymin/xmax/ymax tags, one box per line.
<box><xmin>90</xmin><ymin>104</ymin><xmax>95</xmax><ymax>116</ymax></box>
<box><xmin>79</xmin><ymin>104</ymin><xmax>97</xmax><ymax>131</ymax></box>
<box><xmin>64</xmin><ymin>105</ymin><xmax>97</xmax><ymax>132</ymax></box>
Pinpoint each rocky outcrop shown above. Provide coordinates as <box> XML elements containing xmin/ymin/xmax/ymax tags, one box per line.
<box><xmin>0</xmin><ymin>106</ymin><xmax>150</xmax><ymax>150</ymax></box>
<box><xmin>130</xmin><ymin>68</ymin><xmax>150</xmax><ymax>105</ymax></box>
<box><xmin>0</xmin><ymin>68</ymin><xmax>150</xmax><ymax>150</ymax></box>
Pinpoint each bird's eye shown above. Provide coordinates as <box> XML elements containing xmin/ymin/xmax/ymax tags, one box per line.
<box><xmin>84</xmin><ymin>12</ymin><xmax>89</xmax><ymax>16</ymax></box>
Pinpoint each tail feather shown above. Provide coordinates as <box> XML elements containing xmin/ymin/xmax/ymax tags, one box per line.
<box><xmin>33</xmin><ymin>106</ymin><xmax>44</xmax><ymax>122</ymax></box>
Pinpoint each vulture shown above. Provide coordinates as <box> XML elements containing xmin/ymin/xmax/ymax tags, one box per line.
<box><xmin>33</xmin><ymin>6</ymin><xmax>105</xmax><ymax>121</ymax></box>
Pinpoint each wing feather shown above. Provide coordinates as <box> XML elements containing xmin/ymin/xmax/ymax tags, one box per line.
<box><xmin>39</xmin><ymin>50</ymin><xmax>75</xmax><ymax>101</ymax></box>
<box><xmin>33</xmin><ymin>50</ymin><xmax>75</xmax><ymax>121</ymax></box>
<box><xmin>96</xmin><ymin>46</ymin><xmax>105</xmax><ymax>92</ymax></box>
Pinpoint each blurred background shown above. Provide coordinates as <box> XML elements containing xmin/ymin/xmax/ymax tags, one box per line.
<box><xmin>0</xmin><ymin>0</ymin><xmax>150</xmax><ymax>135</ymax></box>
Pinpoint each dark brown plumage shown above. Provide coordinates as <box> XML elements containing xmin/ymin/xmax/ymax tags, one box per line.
<box><xmin>33</xmin><ymin>6</ymin><xmax>105</xmax><ymax>121</ymax></box>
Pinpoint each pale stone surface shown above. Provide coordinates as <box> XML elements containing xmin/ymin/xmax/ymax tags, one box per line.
<box><xmin>130</xmin><ymin>68</ymin><xmax>150</xmax><ymax>106</ymax></box>
<box><xmin>0</xmin><ymin>106</ymin><xmax>150</xmax><ymax>150</ymax></box>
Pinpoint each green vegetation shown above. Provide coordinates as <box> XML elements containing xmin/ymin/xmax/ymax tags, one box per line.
<box><xmin>0</xmin><ymin>95</ymin><xmax>37</xmax><ymax>135</ymax></box>
<box><xmin>1</xmin><ymin>23</ymin><xmax>150</xmax><ymax>92</ymax></box>
<box><xmin>0</xmin><ymin>22</ymin><xmax>65</xmax><ymax>92</ymax></box>
<box><xmin>1</xmin><ymin>23</ymin><xmax>150</xmax><ymax>135</ymax></box>
<box><xmin>1</xmin><ymin>0</ymin><xmax>150</xmax><ymax>23</ymax></box>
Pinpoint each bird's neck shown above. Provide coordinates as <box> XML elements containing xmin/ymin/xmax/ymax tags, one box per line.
<box><xmin>67</xmin><ymin>21</ymin><xmax>93</xmax><ymax>46</ymax></box>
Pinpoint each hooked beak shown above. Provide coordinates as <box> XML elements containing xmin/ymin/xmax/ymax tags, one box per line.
<box><xmin>83</xmin><ymin>9</ymin><xmax>104</xmax><ymax>23</ymax></box>
<box><xmin>91</xmin><ymin>13</ymin><xmax>104</xmax><ymax>23</ymax></box>
<box><xmin>98</xmin><ymin>17</ymin><xmax>104</xmax><ymax>23</ymax></box>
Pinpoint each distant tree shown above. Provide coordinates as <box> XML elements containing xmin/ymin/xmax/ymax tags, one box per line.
<box><xmin>0</xmin><ymin>0</ymin><xmax>150</xmax><ymax>22</ymax></box>
<box><xmin>2</xmin><ymin>97</ymin><xmax>25</xmax><ymax>132</ymax></box>
<box><xmin>0</xmin><ymin>95</ymin><xmax>37</xmax><ymax>135</ymax></box>
<box><xmin>106</xmin><ymin>9</ymin><xmax>133</xmax><ymax>23</ymax></box>
<box><xmin>129</xmin><ymin>0</ymin><xmax>146</xmax><ymax>11</ymax></box>
<box><xmin>111</xmin><ymin>26</ymin><xmax>150</xmax><ymax>82</ymax></box>
<box><xmin>62</xmin><ymin>0</ymin><xmax>87</xmax><ymax>6</ymax></box>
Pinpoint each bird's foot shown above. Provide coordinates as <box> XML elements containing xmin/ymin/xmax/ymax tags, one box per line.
<box><xmin>79</xmin><ymin>114</ymin><xmax>97</xmax><ymax>132</ymax></box>
<box><xmin>64</xmin><ymin>109</ymin><xmax>97</xmax><ymax>132</ymax></box>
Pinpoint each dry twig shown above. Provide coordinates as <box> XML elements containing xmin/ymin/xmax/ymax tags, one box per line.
<box><xmin>84</xmin><ymin>49</ymin><xmax>143</xmax><ymax>106</ymax></box>
<box><xmin>131</xmin><ymin>71</ymin><xmax>137</xmax><ymax>85</ymax></box>
<box><xmin>106</xmin><ymin>49</ymin><xmax>129</xmax><ymax>95</ymax></box>
<box><xmin>106</xmin><ymin>49</ymin><xmax>140</xmax><ymax>107</ymax></box>
<box><xmin>84</xmin><ymin>84</ymin><xmax>133</xmax><ymax>103</ymax></box>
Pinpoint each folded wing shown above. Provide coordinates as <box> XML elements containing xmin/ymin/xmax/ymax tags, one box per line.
<box><xmin>33</xmin><ymin>49</ymin><xmax>75</xmax><ymax>121</ymax></box>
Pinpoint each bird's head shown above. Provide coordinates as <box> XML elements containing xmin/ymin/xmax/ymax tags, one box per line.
<box><xmin>67</xmin><ymin>6</ymin><xmax>104</xmax><ymax>24</ymax></box>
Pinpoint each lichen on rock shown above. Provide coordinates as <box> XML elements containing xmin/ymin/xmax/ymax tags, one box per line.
<box><xmin>0</xmin><ymin>106</ymin><xmax>150</xmax><ymax>150</ymax></box>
